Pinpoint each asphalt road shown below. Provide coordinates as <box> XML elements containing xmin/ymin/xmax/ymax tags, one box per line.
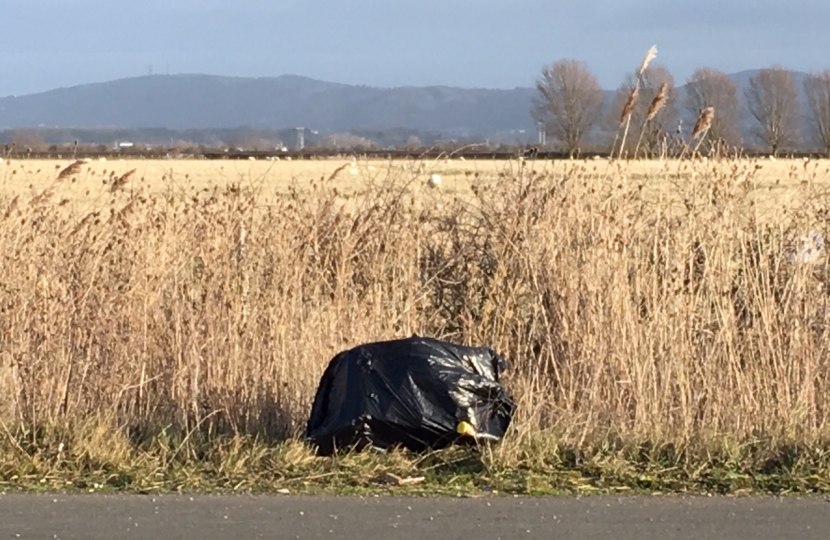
<box><xmin>1</xmin><ymin>493</ymin><xmax>829</xmax><ymax>540</ymax></box>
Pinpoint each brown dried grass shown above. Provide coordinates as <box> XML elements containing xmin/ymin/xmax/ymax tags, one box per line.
<box><xmin>1</xmin><ymin>157</ymin><xmax>830</xmax><ymax>458</ymax></box>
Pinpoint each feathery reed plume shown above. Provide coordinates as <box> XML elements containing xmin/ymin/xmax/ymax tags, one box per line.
<box><xmin>634</xmin><ymin>82</ymin><xmax>669</xmax><ymax>158</ymax></box>
<box><xmin>29</xmin><ymin>188</ymin><xmax>55</xmax><ymax>207</ymax></box>
<box><xmin>691</xmin><ymin>107</ymin><xmax>715</xmax><ymax>139</ymax></box>
<box><xmin>69</xmin><ymin>211</ymin><xmax>100</xmax><ymax>237</ymax></box>
<box><xmin>619</xmin><ymin>86</ymin><xmax>639</xmax><ymax>127</ymax></box>
<box><xmin>110</xmin><ymin>168</ymin><xmax>136</xmax><ymax>193</ymax></box>
<box><xmin>677</xmin><ymin>107</ymin><xmax>716</xmax><ymax>161</ymax></box>
<box><xmin>646</xmin><ymin>82</ymin><xmax>668</xmax><ymax>121</ymax></box>
<box><xmin>57</xmin><ymin>160</ymin><xmax>85</xmax><ymax>180</ymax></box>
<box><xmin>637</xmin><ymin>45</ymin><xmax>658</xmax><ymax>79</ymax></box>
<box><xmin>614</xmin><ymin>86</ymin><xmax>640</xmax><ymax>159</ymax></box>
<box><xmin>611</xmin><ymin>45</ymin><xmax>659</xmax><ymax>160</ymax></box>
<box><xmin>326</xmin><ymin>163</ymin><xmax>349</xmax><ymax>183</ymax></box>
<box><xmin>3</xmin><ymin>195</ymin><xmax>19</xmax><ymax>220</ymax></box>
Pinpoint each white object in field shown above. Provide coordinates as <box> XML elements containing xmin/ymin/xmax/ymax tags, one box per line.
<box><xmin>82</xmin><ymin>158</ymin><xmax>92</xmax><ymax>163</ymax></box>
<box><xmin>787</xmin><ymin>231</ymin><xmax>825</xmax><ymax>265</ymax></box>
<box><xmin>768</xmin><ymin>155</ymin><xmax>777</xmax><ymax>162</ymax></box>
<box><xmin>427</xmin><ymin>174</ymin><xmax>442</xmax><ymax>188</ymax></box>
<box><xmin>99</xmin><ymin>157</ymin><xmax>107</xmax><ymax>162</ymax></box>
<box><xmin>349</xmin><ymin>168</ymin><xmax>359</xmax><ymax>175</ymax></box>
<box><xmin>248</xmin><ymin>156</ymin><xmax>256</xmax><ymax>161</ymax></box>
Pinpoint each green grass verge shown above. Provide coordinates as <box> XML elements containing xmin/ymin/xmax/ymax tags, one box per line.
<box><xmin>3</xmin><ymin>425</ymin><xmax>830</xmax><ymax>497</ymax></box>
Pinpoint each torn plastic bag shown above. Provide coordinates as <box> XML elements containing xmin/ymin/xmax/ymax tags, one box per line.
<box><xmin>306</xmin><ymin>335</ymin><xmax>516</xmax><ymax>455</ymax></box>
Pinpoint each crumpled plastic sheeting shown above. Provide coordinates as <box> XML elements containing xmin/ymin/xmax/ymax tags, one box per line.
<box><xmin>306</xmin><ymin>335</ymin><xmax>516</xmax><ymax>455</ymax></box>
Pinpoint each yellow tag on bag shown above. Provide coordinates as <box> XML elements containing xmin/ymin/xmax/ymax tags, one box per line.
<box><xmin>456</xmin><ymin>421</ymin><xmax>477</xmax><ymax>437</ymax></box>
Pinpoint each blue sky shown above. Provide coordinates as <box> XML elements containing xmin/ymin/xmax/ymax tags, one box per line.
<box><xmin>2</xmin><ymin>0</ymin><xmax>827</xmax><ymax>96</ymax></box>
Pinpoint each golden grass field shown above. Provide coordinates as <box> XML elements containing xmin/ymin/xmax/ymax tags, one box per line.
<box><xmin>3</xmin><ymin>155</ymin><xmax>830</xmax><ymax>495</ymax></box>
<box><xmin>3</xmin><ymin>156</ymin><xmax>827</xmax><ymax>211</ymax></box>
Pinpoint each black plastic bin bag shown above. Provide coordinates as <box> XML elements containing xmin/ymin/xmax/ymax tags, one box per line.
<box><xmin>306</xmin><ymin>335</ymin><xmax>516</xmax><ymax>455</ymax></box>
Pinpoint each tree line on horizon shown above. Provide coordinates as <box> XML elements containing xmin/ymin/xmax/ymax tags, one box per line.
<box><xmin>7</xmin><ymin>53</ymin><xmax>830</xmax><ymax>157</ymax></box>
<box><xmin>532</xmin><ymin>57</ymin><xmax>830</xmax><ymax>158</ymax></box>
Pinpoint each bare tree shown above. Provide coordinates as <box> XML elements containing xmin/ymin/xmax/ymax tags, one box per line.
<box><xmin>10</xmin><ymin>129</ymin><xmax>47</xmax><ymax>154</ymax></box>
<box><xmin>532</xmin><ymin>59</ymin><xmax>603</xmax><ymax>157</ymax></box>
<box><xmin>744</xmin><ymin>67</ymin><xmax>800</xmax><ymax>156</ymax></box>
<box><xmin>684</xmin><ymin>68</ymin><xmax>742</xmax><ymax>150</ymax></box>
<box><xmin>608</xmin><ymin>65</ymin><xmax>678</xmax><ymax>157</ymax></box>
<box><xmin>804</xmin><ymin>70</ymin><xmax>830</xmax><ymax>156</ymax></box>
<box><xmin>405</xmin><ymin>135</ymin><xmax>422</xmax><ymax>150</ymax></box>
<box><xmin>318</xmin><ymin>133</ymin><xmax>376</xmax><ymax>151</ymax></box>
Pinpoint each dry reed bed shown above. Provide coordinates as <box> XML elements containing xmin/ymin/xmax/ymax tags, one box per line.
<box><xmin>2</xmin><ymin>157</ymin><xmax>830</xmax><ymax>462</ymax></box>
<box><xmin>3</xmin><ymin>157</ymin><xmax>826</xmax><ymax>209</ymax></box>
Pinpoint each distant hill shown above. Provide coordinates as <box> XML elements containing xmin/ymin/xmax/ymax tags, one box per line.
<box><xmin>0</xmin><ymin>74</ymin><xmax>537</xmax><ymax>138</ymax></box>
<box><xmin>0</xmin><ymin>70</ymin><xmax>816</xmax><ymax>147</ymax></box>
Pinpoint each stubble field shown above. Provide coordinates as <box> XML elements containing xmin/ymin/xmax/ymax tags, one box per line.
<box><xmin>3</xmin><ymin>155</ymin><xmax>830</xmax><ymax>496</ymax></box>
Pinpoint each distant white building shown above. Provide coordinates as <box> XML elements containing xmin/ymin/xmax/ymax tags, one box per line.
<box><xmin>113</xmin><ymin>141</ymin><xmax>135</xmax><ymax>151</ymax></box>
